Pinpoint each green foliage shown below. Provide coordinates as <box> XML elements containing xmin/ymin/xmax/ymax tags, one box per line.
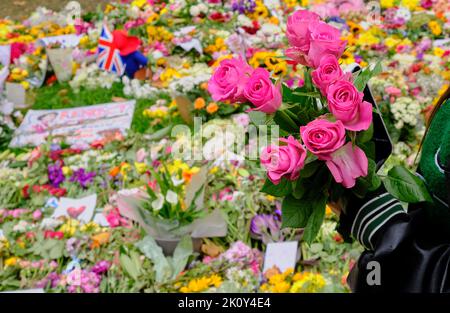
<box><xmin>382</xmin><ymin>165</ymin><xmax>433</xmax><ymax>203</ymax></box>
<box><xmin>135</xmin><ymin>235</ymin><xmax>193</xmax><ymax>284</ymax></box>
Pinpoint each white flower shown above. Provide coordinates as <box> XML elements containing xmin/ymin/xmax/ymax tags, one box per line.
<box><xmin>165</xmin><ymin>190</ymin><xmax>178</xmax><ymax>205</ymax></box>
<box><xmin>151</xmin><ymin>194</ymin><xmax>164</xmax><ymax>211</ymax></box>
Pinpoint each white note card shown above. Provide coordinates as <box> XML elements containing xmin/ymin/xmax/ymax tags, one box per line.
<box><xmin>263</xmin><ymin>241</ymin><xmax>299</xmax><ymax>273</ymax></box>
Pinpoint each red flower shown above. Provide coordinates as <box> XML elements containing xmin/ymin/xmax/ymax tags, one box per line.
<box><xmin>22</xmin><ymin>185</ymin><xmax>30</xmax><ymax>198</ymax></box>
<box><xmin>242</xmin><ymin>21</ymin><xmax>260</xmax><ymax>35</ymax></box>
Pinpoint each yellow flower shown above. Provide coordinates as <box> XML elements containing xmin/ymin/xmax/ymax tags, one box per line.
<box><xmin>131</xmin><ymin>0</ymin><xmax>147</xmax><ymax>8</ymax></box>
<box><xmin>401</xmin><ymin>0</ymin><xmax>419</xmax><ymax>11</ymax></box>
<box><xmin>120</xmin><ymin>162</ymin><xmax>131</xmax><ymax>177</ymax></box>
<box><xmin>289</xmin><ymin>272</ymin><xmax>326</xmax><ymax>293</ymax></box>
<box><xmin>357</xmin><ymin>31</ymin><xmax>380</xmax><ymax>46</ymax></box>
<box><xmin>209</xmin><ymin>166</ymin><xmax>219</xmax><ymax>175</ymax></box>
<box><xmin>134</xmin><ymin>162</ymin><xmax>147</xmax><ymax>174</ymax></box>
<box><xmin>380</xmin><ymin>0</ymin><xmax>395</xmax><ymax>8</ymax></box>
<box><xmin>385</xmin><ymin>36</ymin><xmax>401</xmax><ymax>49</ymax></box>
<box><xmin>80</xmin><ymin>222</ymin><xmax>101</xmax><ymax>233</ymax></box>
<box><xmin>62</xmin><ymin>166</ymin><xmax>72</xmax><ymax>176</ymax></box>
<box><xmin>59</xmin><ymin>219</ymin><xmax>79</xmax><ymax>236</ymax></box>
<box><xmin>5</xmin><ymin>257</ymin><xmax>18</xmax><ymax>267</ymax></box>
<box><xmin>428</xmin><ymin>21</ymin><xmax>442</xmax><ymax>36</ymax></box>
<box><xmin>433</xmin><ymin>47</ymin><xmax>445</xmax><ymax>58</ymax></box>
<box><xmin>268</xmin><ymin>273</ymin><xmax>284</xmax><ymax>285</ymax></box>
<box><xmin>266</xmin><ymin>195</ymin><xmax>275</xmax><ymax>201</ymax></box>
<box><xmin>20</xmin><ymin>81</ymin><xmax>30</xmax><ymax>90</ymax></box>
<box><xmin>249</xmin><ymin>1</ymin><xmax>269</xmax><ymax>19</ymax></box>
<box><xmin>209</xmin><ymin>274</ymin><xmax>223</xmax><ymax>288</ymax></box>
<box><xmin>271</xmin><ymin>281</ymin><xmax>291</xmax><ymax>292</ymax></box>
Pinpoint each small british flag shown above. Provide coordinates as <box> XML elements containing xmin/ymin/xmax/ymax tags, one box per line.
<box><xmin>97</xmin><ymin>24</ymin><xmax>125</xmax><ymax>76</ymax></box>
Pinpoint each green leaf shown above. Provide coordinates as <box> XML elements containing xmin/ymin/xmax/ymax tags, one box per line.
<box><xmin>302</xmin><ymin>196</ymin><xmax>327</xmax><ymax>244</ymax></box>
<box><xmin>353</xmin><ymin>62</ymin><xmax>382</xmax><ymax>91</ymax></box>
<box><xmin>171</xmin><ymin>236</ymin><xmax>193</xmax><ymax>279</ymax></box>
<box><xmin>261</xmin><ymin>177</ymin><xmax>292</xmax><ymax>197</ymax></box>
<box><xmin>135</xmin><ymin>235</ymin><xmax>172</xmax><ymax>283</ymax></box>
<box><xmin>281</xmin><ymin>195</ymin><xmax>312</xmax><ymax>229</ymax></box>
<box><xmin>357</xmin><ymin>123</ymin><xmax>374</xmax><ymax>144</ymax></box>
<box><xmin>248</xmin><ymin>111</ymin><xmax>266</xmax><ymax>126</ymax></box>
<box><xmin>119</xmin><ymin>254</ymin><xmax>140</xmax><ymax>280</ymax></box>
<box><xmin>382</xmin><ymin>166</ymin><xmax>432</xmax><ymax>203</ymax></box>
<box><xmin>299</xmin><ymin>161</ymin><xmax>319</xmax><ymax>178</ymax></box>
<box><xmin>292</xmin><ymin>179</ymin><xmax>306</xmax><ymax>199</ymax></box>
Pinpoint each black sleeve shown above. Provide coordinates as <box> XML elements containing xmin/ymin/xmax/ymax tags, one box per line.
<box><xmin>337</xmin><ymin>188</ymin><xmax>450</xmax><ymax>292</ymax></box>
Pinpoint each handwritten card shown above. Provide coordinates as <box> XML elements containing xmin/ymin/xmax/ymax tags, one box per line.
<box><xmin>52</xmin><ymin>194</ymin><xmax>97</xmax><ymax>223</ymax></box>
<box><xmin>263</xmin><ymin>241</ymin><xmax>299</xmax><ymax>273</ymax></box>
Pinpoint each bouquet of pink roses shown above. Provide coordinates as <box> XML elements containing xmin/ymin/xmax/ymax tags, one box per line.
<box><xmin>207</xmin><ymin>10</ymin><xmax>431</xmax><ymax>243</ymax></box>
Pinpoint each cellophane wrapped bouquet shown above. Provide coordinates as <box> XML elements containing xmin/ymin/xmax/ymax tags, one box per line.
<box><xmin>208</xmin><ymin>10</ymin><xmax>431</xmax><ymax>243</ymax></box>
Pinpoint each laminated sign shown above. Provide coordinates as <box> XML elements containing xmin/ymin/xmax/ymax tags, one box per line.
<box><xmin>10</xmin><ymin>101</ymin><xmax>135</xmax><ymax>147</ymax></box>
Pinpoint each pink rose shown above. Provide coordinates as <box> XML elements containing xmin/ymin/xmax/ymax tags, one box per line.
<box><xmin>244</xmin><ymin>68</ymin><xmax>281</xmax><ymax>114</ymax></box>
<box><xmin>326</xmin><ymin>142</ymin><xmax>368</xmax><ymax>188</ymax></box>
<box><xmin>208</xmin><ymin>57</ymin><xmax>253</xmax><ymax>103</ymax></box>
<box><xmin>308</xmin><ymin>21</ymin><xmax>346</xmax><ymax>68</ymax></box>
<box><xmin>311</xmin><ymin>54</ymin><xmax>344</xmax><ymax>95</ymax></box>
<box><xmin>300</xmin><ymin>118</ymin><xmax>346</xmax><ymax>160</ymax></box>
<box><xmin>326</xmin><ymin>79</ymin><xmax>372</xmax><ymax>131</ymax></box>
<box><xmin>286</xmin><ymin>10</ymin><xmax>320</xmax><ymax>52</ymax></box>
<box><xmin>260</xmin><ymin>136</ymin><xmax>307</xmax><ymax>185</ymax></box>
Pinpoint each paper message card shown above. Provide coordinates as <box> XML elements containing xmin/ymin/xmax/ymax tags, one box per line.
<box><xmin>10</xmin><ymin>100</ymin><xmax>135</xmax><ymax>147</ymax></box>
<box><xmin>263</xmin><ymin>241</ymin><xmax>299</xmax><ymax>273</ymax></box>
<box><xmin>52</xmin><ymin>194</ymin><xmax>97</xmax><ymax>223</ymax></box>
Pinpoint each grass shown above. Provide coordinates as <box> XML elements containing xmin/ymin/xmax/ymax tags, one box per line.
<box><xmin>33</xmin><ymin>81</ymin><xmax>163</xmax><ymax>133</ymax></box>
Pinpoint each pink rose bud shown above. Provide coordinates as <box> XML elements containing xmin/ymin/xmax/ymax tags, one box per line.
<box><xmin>308</xmin><ymin>21</ymin><xmax>346</xmax><ymax>68</ymax></box>
<box><xmin>311</xmin><ymin>54</ymin><xmax>344</xmax><ymax>95</ymax></box>
<box><xmin>326</xmin><ymin>79</ymin><xmax>373</xmax><ymax>131</ymax></box>
<box><xmin>326</xmin><ymin>142</ymin><xmax>368</xmax><ymax>188</ymax></box>
<box><xmin>244</xmin><ymin>68</ymin><xmax>282</xmax><ymax>114</ymax></box>
<box><xmin>260</xmin><ymin>136</ymin><xmax>307</xmax><ymax>185</ymax></box>
<box><xmin>300</xmin><ymin>118</ymin><xmax>346</xmax><ymax>160</ymax></box>
<box><xmin>208</xmin><ymin>57</ymin><xmax>253</xmax><ymax>103</ymax></box>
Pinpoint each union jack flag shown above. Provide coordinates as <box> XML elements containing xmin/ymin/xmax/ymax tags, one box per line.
<box><xmin>96</xmin><ymin>24</ymin><xmax>125</xmax><ymax>76</ymax></box>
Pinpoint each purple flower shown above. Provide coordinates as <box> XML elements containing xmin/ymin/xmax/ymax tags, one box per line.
<box><xmin>48</xmin><ymin>162</ymin><xmax>65</xmax><ymax>187</ymax></box>
<box><xmin>91</xmin><ymin>260</ymin><xmax>111</xmax><ymax>275</ymax></box>
<box><xmin>70</xmin><ymin>168</ymin><xmax>96</xmax><ymax>188</ymax></box>
<box><xmin>231</xmin><ymin>0</ymin><xmax>256</xmax><ymax>14</ymax></box>
<box><xmin>250</xmin><ymin>213</ymin><xmax>282</xmax><ymax>244</ymax></box>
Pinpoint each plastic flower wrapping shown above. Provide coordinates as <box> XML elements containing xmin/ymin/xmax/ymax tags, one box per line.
<box><xmin>0</xmin><ymin>0</ymin><xmax>448</xmax><ymax>293</ymax></box>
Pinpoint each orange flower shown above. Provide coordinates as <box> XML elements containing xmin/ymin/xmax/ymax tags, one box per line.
<box><xmin>109</xmin><ymin>166</ymin><xmax>120</xmax><ymax>177</ymax></box>
<box><xmin>194</xmin><ymin>97</ymin><xmax>206</xmax><ymax>110</ymax></box>
<box><xmin>200</xmin><ymin>82</ymin><xmax>208</xmax><ymax>90</ymax></box>
<box><xmin>90</xmin><ymin>232</ymin><xmax>111</xmax><ymax>249</ymax></box>
<box><xmin>206</xmin><ymin>102</ymin><xmax>219</xmax><ymax>114</ymax></box>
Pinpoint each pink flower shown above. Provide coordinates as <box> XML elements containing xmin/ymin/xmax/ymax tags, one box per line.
<box><xmin>311</xmin><ymin>54</ymin><xmax>344</xmax><ymax>95</ymax></box>
<box><xmin>308</xmin><ymin>21</ymin><xmax>346</xmax><ymax>68</ymax></box>
<box><xmin>260</xmin><ymin>136</ymin><xmax>307</xmax><ymax>185</ymax></box>
<box><xmin>326</xmin><ymin>79</ymin><xmax>372</xmax><ymax>131</ymax></box>
<box><xmin>32</xmin><ymin>210</ymin><xmax>42</xmax><ymax>220</ymax></box>
<box><xmin>300</xmin><ymin>118</ymin><xmax>346</xmax><ymax>160</ymax></box>
<box><xmin>208</xmin><ymin>57</ymin><xmax>253</xmax><ymax>103</ymax></box>
<box><xmin>326</xmin><ymin>142</ymin><xmax>368</xmax><ymax>188</ymax></box>
<box><xmin>244</xmin><ymin>68</ymin><xmax>281</xmax><ymax>113</ymax></box>
<box><xmin>286</xmin><ymin>10</ymin><xmax>320</xmax><ymax>53</ymax></box>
